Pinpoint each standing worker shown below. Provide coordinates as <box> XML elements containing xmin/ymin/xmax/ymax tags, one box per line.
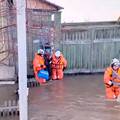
<box><xmin>33</xmin><ymin>49</ymin><xmax>46</xmax><ymax>84</ymax></box>
<box><xmin>44</xmin><ymin>47</ymin><xmax>52</xmax><ymax>80</ymax></box>
<box><xmin>51</xmin><ymin>50</ymin><xmax>67</xmax><ymax>80</ymax></box>
<box><xmin>104</xmin><ymin>58</ymin><xmax>120</xmax><ymax>99</ymax></box>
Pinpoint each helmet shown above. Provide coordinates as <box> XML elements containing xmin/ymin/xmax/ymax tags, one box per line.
<box><xmin>37</xmin><ymin>49</ymin><xmax>44</xmax><ymax>55</ymax></box>
<box><xmin>111</xmin><ymin>58</ymin><xmax>120</xmax><ymax>67</ymax></box>
<box><xmin>55</xmin><ymin>50</ymin><xmax>61</xmax><ymax>58</ymax></box>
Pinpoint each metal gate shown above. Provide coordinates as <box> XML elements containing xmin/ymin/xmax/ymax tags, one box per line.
<box><xmin>60</xmin><ymin>26</ymin><xmax>120</xmax><ymax>73</ymax></box>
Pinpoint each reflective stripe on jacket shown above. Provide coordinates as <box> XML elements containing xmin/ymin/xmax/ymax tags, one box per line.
<box><xmin>51</xmin><ymin>53</ymin><xmax>67</xmax><ymax>69</ymax></box>
<box><xmin>104</xmin><ymin>67</ymin><xmax>120</xmax><ymax>87</ymax></box>
<box><xmin>33</xmin><ymin>53</ymin><xmax>46</xmax><ymax>73</ymax></box>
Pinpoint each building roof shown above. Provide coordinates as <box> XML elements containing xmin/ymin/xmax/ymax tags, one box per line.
<box><xmin>27</xmin><ymin>0</ymin><xmax>63</xmax><ymax>11</ymax></box>
<box><xmin>39</xmin><ymin>0</ymin><xmax>63</xmax><ymax>10</ymax></box>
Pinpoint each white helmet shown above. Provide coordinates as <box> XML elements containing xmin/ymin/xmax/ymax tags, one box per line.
<box><xmin>55</xmin><ymin>50</ymin><xmax>61</xmax><ymax>58</ymax></box>
<box><xmin>37</xmin><ymin>49</ymin><xmax>44</xmax><ymax>55</ymax></box>
<box><xmin>111</xmin><ymin>58</ymin><xmax>120</xmax><ymax>67</ymax></box>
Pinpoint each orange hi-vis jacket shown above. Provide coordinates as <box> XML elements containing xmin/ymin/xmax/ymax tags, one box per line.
<box><xmin>51</xmin><ymin>53</ymin><xmax>67</xmax><ymax>70</ymax></box>
<box><xmin>33</xmin><ymin>53</ymin><xmax>46</xmax><ymax>73</ymax></box>
<box><xmin>104</xmin><ymin>66</ymin><xmax>120</xmax><ymax>87</ymax></box>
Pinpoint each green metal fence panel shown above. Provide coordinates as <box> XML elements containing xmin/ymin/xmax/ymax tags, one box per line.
<box><xmin>61</xmin><ymin>26</ymin><xmax>120</xmax><ymax>73</ymax></box>
<box><xmin>60</xmin><ymin>41</ymin><xmax>92</xmax><ymax>73</ymax></box>
<box><xmin>92</xmin><ymin>41</ymin><xmax>114</xmax><ymax>72</ymax></box>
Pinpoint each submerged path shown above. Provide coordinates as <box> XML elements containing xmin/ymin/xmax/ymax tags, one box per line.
<box><xmin>29</xmin><ymin>74</ymin><xmax>120</xmax><ymax>120</ymax></box>
<box><xmin>1</xmin><ymin>74</ymin><xmax>120</xmax><ymax>120</ymax></box>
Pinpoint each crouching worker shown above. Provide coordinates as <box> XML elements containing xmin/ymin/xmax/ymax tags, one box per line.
<box><xmin>51</xmin><ymin>50</ymin><xmax>67</xmax><ymax>80</ymax></box>
<box><xmin>33</xmin><ymin>49</ymin><xmax>49</xmax><ymax>84</ymax></box>
<box><xmin>104</xmin><ymin>58</ymin><xmax>120</xmax><ymax>99</ymax></box>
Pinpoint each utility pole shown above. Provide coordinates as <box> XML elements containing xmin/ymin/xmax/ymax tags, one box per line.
<box><xmin>16</xmin><ymin>0</ymin><xmax>28</xmax><ymax>120</ymax></box>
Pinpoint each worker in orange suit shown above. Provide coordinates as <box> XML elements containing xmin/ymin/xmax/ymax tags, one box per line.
<box><xmin>51</xmin><ymin>50</ymin><xmax>67</xmax><ymax>80</ymax></box>
<box><xmin>104</xmin><ymin>58</ymin><xmax>120</xmax><ymax>99</ymax></box>
<box><xmin>33</xmin><ymin>49</ymin><xmax>46</xmax><ymax>84</ymax></box>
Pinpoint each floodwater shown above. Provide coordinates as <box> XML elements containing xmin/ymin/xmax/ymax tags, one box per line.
<box><xmin>29</xmin><ymin>74</ymin><xmax>120</xmax><ymax>120</ymax></box>
<box><xmin>1</xmin><ymin>74</ymin><xmax>120</xmax><ymax>120</ymax></box>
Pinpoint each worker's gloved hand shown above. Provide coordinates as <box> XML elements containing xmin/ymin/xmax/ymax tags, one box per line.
<box><xmin>40</xmin><ymin>65</ymin><xmax>44</xmax><ymax>68</ymax></box>
<box><xmin>108</xmin><ymin>80</ymin><xmax>113</xmax><ymax>87</ymax></box>
<box><xmin>38</xmin><ymin>64</ymin><xmax>44</xmax><ymax>68</ymax></box>
<box><xmin>63</xmin><ymin>67</ymin><xmax>66</xmax><ymax>71</ymax></box>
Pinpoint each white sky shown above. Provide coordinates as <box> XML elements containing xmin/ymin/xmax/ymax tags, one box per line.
<box><xmin>50</xmin><ymin>0</ymin><xmax>120</xmax><ymax>23</ymax></box>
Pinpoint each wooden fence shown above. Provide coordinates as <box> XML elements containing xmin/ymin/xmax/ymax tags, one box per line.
<box><xmin>60</xmin><ymin>25</ymin><xmax>120</xmax><ymax>73</ymax></box>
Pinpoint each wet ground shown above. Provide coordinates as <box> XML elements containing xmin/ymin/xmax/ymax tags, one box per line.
<box><xmin>1</xmin><ymin>74</ymin><xmax>120</xmax><ymax>120</ymax></box>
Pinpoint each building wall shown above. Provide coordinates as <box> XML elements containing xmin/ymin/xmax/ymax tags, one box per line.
<box><xmin>23</xmin><ymin>0</ymin><xmax>62</xmax><ymax>75</ymax></box>
<box><xmin>0</xmin><ymin>0</ymin><xmax>62</xmax><ymax>76</ymax></box>
<box><xmin>26</xmin><ymin>9</ymin><xmax>55</xmax><ymax>75</ymax></box>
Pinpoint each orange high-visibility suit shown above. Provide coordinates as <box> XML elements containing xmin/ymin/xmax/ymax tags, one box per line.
<box><xmin>104</xmin><ymin>67</ymin><xmax>120</xmax><ymax>99</ymax></box>
<box><xmin>51</xmin><ymin>53</ymin><xmax>67</xmax><ymax>80</ymax></box>
<box><xmin>33</xmin><ymin>53</ymin><xmax>46</xmax><ymax>84</ymax></box>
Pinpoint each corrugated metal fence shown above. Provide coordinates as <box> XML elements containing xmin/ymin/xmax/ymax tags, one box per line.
<box><xmin>60</xmin><ymin>26</ymin><xmax>120</xmax><ymax>73</ymax></box>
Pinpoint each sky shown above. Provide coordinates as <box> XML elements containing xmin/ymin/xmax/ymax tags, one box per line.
<box><xmin>50</xmin><ymin>0</ymin><xmax>120</xmax><ymax>23</ymax></box>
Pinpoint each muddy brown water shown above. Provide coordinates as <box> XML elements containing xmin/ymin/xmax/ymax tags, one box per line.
<box><xmin>1</xmin><ymin>74</ymin><xmax>120</xmax><ymax>120</ymax></box>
